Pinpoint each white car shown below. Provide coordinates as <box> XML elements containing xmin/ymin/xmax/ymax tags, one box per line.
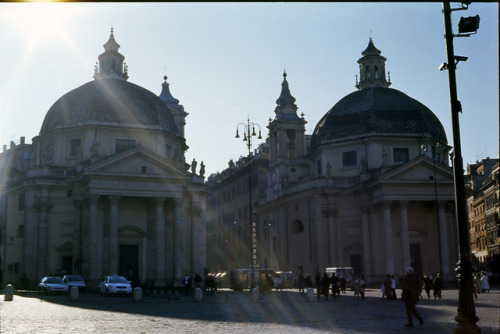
<box><xmin>99</xmin><ymin>276</ymin><xmax>132</xmax><ymax>296</ymax></box>
<box><xmin>63</xmin><ymin>275</ymin><xmax>87</xmax><ymax>292</ymax></box>
<box><xmin>39</xmin><ymin>276</ymin><xmax>69</xmax><ymax>295</ymax></box>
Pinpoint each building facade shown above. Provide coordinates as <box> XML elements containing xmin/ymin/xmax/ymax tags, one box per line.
<box><xmin>0</xmin><ymin>30</ymin><xmax>208</xmax><ymax>288</ymax></box>
<box><xmin>208</xmin><ymin>39</ymin><xmax>459</xmax><ymax>282</ymax></box>
<box><xmin>466</xmin><ymin>158</ymin><xmax>500</xmax><ymax>270</ymax></box>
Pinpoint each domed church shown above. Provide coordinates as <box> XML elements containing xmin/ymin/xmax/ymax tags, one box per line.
<box><xmin>0</xmin><ymin>30</ymin><xmax>208</xmax><ymax>288</ymax></box>
<box><xmin>208</xmin><ymin>39</ymin><xmax>458</xmax><ymax>282</ymax></box>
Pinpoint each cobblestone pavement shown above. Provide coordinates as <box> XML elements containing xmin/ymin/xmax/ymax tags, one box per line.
<box><xmin>1</xmin><ymin>287</ymin><xmax>498</xmax><ymax>334</ymax></box>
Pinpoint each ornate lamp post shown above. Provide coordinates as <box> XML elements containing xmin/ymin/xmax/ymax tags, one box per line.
<box><xmin>441</xmin><ymin>2</ymin><xmax>480</xmax><ymax>333</ymax></box>
<box><xmin>235</xmin><ymin>118</ymin><xmax>262</xmax><ymax>288</ymax></box>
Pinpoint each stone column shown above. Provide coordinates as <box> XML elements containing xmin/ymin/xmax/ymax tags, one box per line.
<box><xmin>191</xmin><ymin>201</ymin><xmax>206</xmax><ymax>277</ymax></box>
<box><xmin>72</xmin><ymin>200</ymin><xmax>82</xmax><ymax>274</ymax></box>
<box><xmin>37</xmin><ymin>201</ymin><xmax>50</xmax><ymax>279</ymax></box>
<box><xmin>88</xmin><ymin>195</ymin><xmax>99</xmax><ymax>281</ymax></box>
<box><xmin>155</xmin><ymin>197</ymin><xmax>166</xmax><ymax>286</ymax></box>
<box><xmin>109</xmin><ymin>196</ymin><xmax>120</xmax><ymax>276</ymax></box>
<box><xmin>382</xmin><ymin>201</ymin><xmax>394</xmax><ymax>275</ymax></box>
<box><xmin>438</xmin><ymin>201</ymin><xmax>450</xmax><ymax>275</ymax></box>
<box><xmin>361</xmin><ymin>207</ymin><xmax>372</xmax><ymax>278</ymax></box>
<box><xmin>174</xmin><ymin>198</ymin><xmax>184</xmax><ymax>285</ymax></box>
<box><xmin>322</xmin><ymin>207</ymin><xmax>336</xmax><ymax>266</ymax></box>
<box><xmin>399</xmin><ymin>201</ymin><xmax>411</xmax><ymax>272</ymax></box>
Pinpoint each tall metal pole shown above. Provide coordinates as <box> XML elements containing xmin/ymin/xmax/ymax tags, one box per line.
<box><xmin>442</xmin><ymin>3</ymin><xmax>480</xmax><ymax>333</ymax></box>
<box><xmin>236</xmin><ymin>118</ymin><xmax>262</xmax><ymax>289</ymax></box>
<box><xmin>246</xmin><ymin>120</ymin><xmax>255</xmax><ymax>289</ymax></box>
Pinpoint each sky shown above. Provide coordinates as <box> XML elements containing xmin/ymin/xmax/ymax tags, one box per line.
<box><xmin>0</xmin><ymin>2</ymin><xmax>498</xmax><ymax>177</ymax></box>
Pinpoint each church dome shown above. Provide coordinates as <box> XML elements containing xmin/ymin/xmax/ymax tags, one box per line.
<box><xmin>40</xmin><ymin>78</ymin><xmax>180</xmax><ymax>136</ymax></box>
<box><xmin>40</xmin><ymin>29</ymin><xmax>179</xmax><ymax>137</ymax></box>
<box><xmin>310</xmin><ymin>87</ymin><xmax>447</xmax><ymax>152</ymax></box>
<box><xmin>310</xmin><ymin>39</ymin><xmax>447</xmax><ymax>153</ymax></box>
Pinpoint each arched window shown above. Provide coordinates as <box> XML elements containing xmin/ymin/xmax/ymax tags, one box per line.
<box><xmin>291</xmin><ymin>220</ymin><xmax>304</xmax><ymax>233</ymax></box>
<box><xmin>111</xmin><ymin>60</ymin><xmax>116</xmax><ymax>72</ymax></box>
<box><xmin>366</xmin><ymin>66</ymin><xmax>370</xmax><ymax>79</ymax></box>
<box><xmin>374</xmin><ymin>66</ymin><xmax>379</xmax><ymax>78</ymax></box>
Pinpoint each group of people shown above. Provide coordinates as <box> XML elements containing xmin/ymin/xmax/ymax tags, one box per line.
<box><xmin>183</xmin><ymin>273</ymin><xmax>217</xmax><ymax>295</ymax></box>
<box><xmin>473</xmin><ymin>271</ymin><xmax>490</xmax><ymax>300</ymax></box>
<box><xmin>421</xmin><ymin>273</ymin><xmax>443</xmax><ymax>299</ymax></box>
<box><xmin>313</xmin><ymin>272</ymin><xmax>367</xmax><ymax>301</ymax></box>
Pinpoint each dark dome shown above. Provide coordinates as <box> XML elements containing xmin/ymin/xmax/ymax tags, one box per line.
<box><xmin>40</xmin><ymin>78</ymin><xmax>179</xmax><ymax>136</ymax></box>
<box><xmin>310</xmin><ymin>87</ymin><xmax>447</xmax><ymax>152</ymax></box>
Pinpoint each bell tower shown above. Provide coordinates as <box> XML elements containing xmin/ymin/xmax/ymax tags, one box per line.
<box><xmin>268</xmin><ymin>71</ymin><xmax>307</xmax><ymax>163</ymax></box>
<box><xmin>93</xmin><ymin>28</ymin><xmax>129</xmax><ymax>81</ymax></box>
<box><xmin>355</xmin><ymin>38</ymin><xmax>391</xmax><ymax>90</ymax></box>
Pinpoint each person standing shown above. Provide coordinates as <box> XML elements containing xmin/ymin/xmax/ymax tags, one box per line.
<box><xmin>184</xmin><ymin>274</ymin><xmax>192</xmax><ymax>295</ymax></box>
<box><xmin>340</xmin><ymin>275</ymin><xmax>347</xmax><ymax>294</ymax></box>
<box><xmin>383</xmin><ymin>274</ymin><xmax>392</xmax><ymax>300</ymax></box>
<box><xmin>297</xmin><ymin>273</ymin><xmax>305</xmax><ymax>294</ymax></box>
<box><xmin>402</xmin><ymin>267</ymin><xmax>424</xmax><ymax>328</ymax></box>
<box><xmin>315</xmin><ymin>272</ymin><xmax>321</xmax><ymax>301</ymax></box>
<box><xmin>480</xmin><ymin>272</ymin><xmax>490</xmax><ymax>293</ymax></box>
<box><xmin>321</xmin><ymin>273</ymin><xmax>330</xmax><ymax>301</ymax></box>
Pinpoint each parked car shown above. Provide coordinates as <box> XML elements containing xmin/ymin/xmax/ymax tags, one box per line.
<box><xmin>99</xmin><ymin>276</ymin><xmax>132</xmax><ymax>296</ymax></box>
<box><xmin>63</xmin><ymin>275</ymin><xmax>87</xmax><ymax>292</ymax></box>
<box><xmin>39</xmin><ymin>276</ymin><xmax>69</xmax><ymax>295</ymax></box>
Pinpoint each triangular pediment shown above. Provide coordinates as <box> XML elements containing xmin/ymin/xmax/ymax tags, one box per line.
<box><xmin>83</xmin><ymin>144</ymin><xmax>188</xmax><ymax>179</ymax></box>
<box><xmin>378</xmin><ymin>155</ymin><xmax>454</xmax><ymax>183</ymax></box>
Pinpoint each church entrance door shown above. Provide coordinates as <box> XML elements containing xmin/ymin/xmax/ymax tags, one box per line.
<box><xmin>119</xmin><ymin>245</ymin><xmax>139</xmax><ymax>281</ymax></box>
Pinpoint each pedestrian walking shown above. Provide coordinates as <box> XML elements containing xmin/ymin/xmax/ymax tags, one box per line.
<box><xmin>402</xmin><ymin>267</ymin><xmax>423</xmax><ymax>328</ymax></box>
<box><xmin>432</xmin><ymin>273</ymin><xmax>442</xmax><ymax>299</ymax></box>
<box><xmin>353</xmin><ymin>278</ymin><xmax>361</xmax><ymax>300</ymax></box>
<box><xmin>391</xmin><ymin>275</ymin><xmax>397</xmax><ymax>300</ymax></box>
<box><xmin>359</xmin><ymin>275</ymin><xmax>367</xmax><ymax>300</ymax></box>
<box><xmin>423</xmin><ymin>274</ymin><xmax>433</xmax><ymax>299</ymax></box>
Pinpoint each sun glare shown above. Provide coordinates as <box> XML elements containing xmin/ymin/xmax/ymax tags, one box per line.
<box><xmin>2</xmin><ymin>3</ymin><xmax>82</xmax><ymax>45</ymax></box>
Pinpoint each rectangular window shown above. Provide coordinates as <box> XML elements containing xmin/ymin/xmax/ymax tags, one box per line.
<box><xmin>44</xmin><ymin>144</ymin><xmax>54</xmax><ymax>162</ymax></box>
<box><xmin>115</xmin><ymin>139</ymin><xmax>136</xmax><ymax>154</ymax></box>
<box><xmin>18</xmin><ymin>193</ymin><xmax>25</xmax><ymax>211</ymax></box>
<box><xmin>70</xmin><ymin>139</ymin><xmax>81</xmax><ymax>156</ymax></box>
<box><xmin>393</xmin><ymin>148</ymin><xmax>409</xmax><ymax>163</ymax></box>
<box><xmin>342</xmin><ymin>151</ymin><xmax>357</xmax><ymax>167</ymax></box>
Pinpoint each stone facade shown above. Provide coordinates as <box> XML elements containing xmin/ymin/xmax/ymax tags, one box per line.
<box><xmin>207</xmin><ymin>40</ymin><xmax>459</xmax><ymax>282</ymax></box>
<box><xmin>0</xmin><ymin>30</ymin><xmax>208</xmax><ymax>288</ymax></box>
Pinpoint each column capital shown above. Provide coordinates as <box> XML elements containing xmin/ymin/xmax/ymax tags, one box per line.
<box><xmin>109</xmin><ymin>195</ymin><xmax>120</xmax><ymax>203</ymax></box>
<box><xmin>154</xmin><ymin>197</ymin><xmax>166</xmax><ymax>205</ymax></box>
<box><xmin>399</xmin><ymin>200</ymin><xmax>409</xmax><ymax>207</ymax></box>
<box><xmin>382</xmin><ymin>200</ymin><xmax>392</xmax><ymax>209</ymax></box>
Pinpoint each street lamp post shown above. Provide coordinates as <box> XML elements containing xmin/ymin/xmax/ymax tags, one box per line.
<box><xmin>442</xmin><ymin>2</ymin><xmax>480</xmax><ymax>333</ymax></box>
<box><xmin>235</xmin><ymin>118</ymin><xmax>262</xmax><ymax>288</ymax></box>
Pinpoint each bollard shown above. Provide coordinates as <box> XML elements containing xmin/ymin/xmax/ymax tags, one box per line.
<box><xmin>251</xmin><ymin>287</ymin><xmax>260</xmax><ymax>303</ymax></box>
<box><xmin>306</xmin><ymin>287</ymin><xmax>315</xmax><ymax>302</ymax></box>
<box><xmin>194</xmin><ymin>287</ymin><xmax>203</xmax><ymax>302</ymax></box>
<box><xmin>133</xmin><ymin>287</ymin><xmax>142</xmax><ymax>302</ymax></box>
<box><xmin>4</xmin><ymin>284</ymin><xmax>14</xmax><ymax>301</ymax></box>
<box><xmin>69</xmin><ymin>286</ymin><xmax>79</xmax><ymax>301</ymax></box>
